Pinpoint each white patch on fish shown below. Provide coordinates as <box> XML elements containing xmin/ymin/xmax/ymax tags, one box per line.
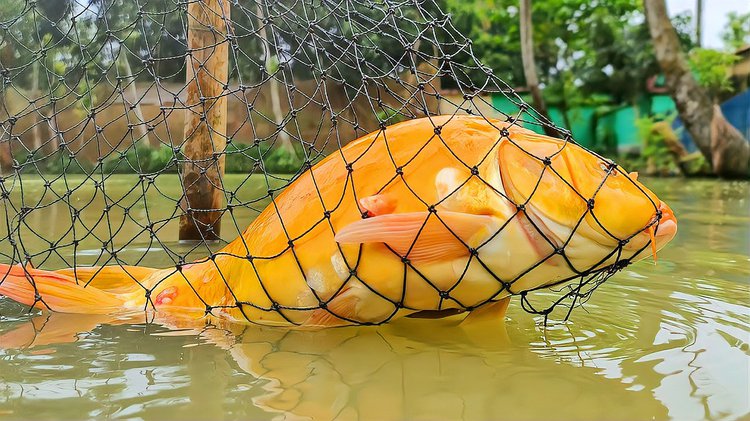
<box><xmin>331</xmin><ymin>252</ymin><xmax>350</xmax><ymax>280</ymax></box>
<box><xmin>306</xmin><ymin>268</ymin><xmax>327</xmax><ymax>293</ymax></box>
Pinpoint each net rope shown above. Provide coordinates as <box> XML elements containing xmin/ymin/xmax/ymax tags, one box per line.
<box><xmin>0</xmin><ymin>0</ymin><xmax>660</xmax><ymax>326</ymax></box>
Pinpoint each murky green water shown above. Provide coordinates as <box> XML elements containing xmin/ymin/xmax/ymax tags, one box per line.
<box><xmin>0</xmin><ymin>177</ymin><xmax>748</xmax><ymax>420</ymax></box>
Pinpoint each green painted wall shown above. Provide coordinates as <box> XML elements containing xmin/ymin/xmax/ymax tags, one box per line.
<box><xmin>490</xmin><ymin>93</ymin><xmax>678</xmax><ymax>153</ymax></box>
<box><xmin>490</xmin><ymin>94</ymin><xmax>598</xmax><ymax>149</ymax></box>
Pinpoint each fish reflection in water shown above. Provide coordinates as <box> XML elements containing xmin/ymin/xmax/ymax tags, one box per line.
<box><xmin>0</xmin><ymin>310</ymin><xmax>670</xmax><ymax>421</ymax></box>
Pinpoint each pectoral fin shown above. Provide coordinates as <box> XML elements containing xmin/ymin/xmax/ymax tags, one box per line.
<box><xmin>459</xmin><ymin>297</ymin><xmax>512</xmax><ymax>345</ymax></box>
<box><xmin>335</xmin><ymin>211</ymin><xmax>493</xmax><ymax>263</ymax></box>
<box><xmin>460</xmin><ymin>297</ymin><xmax>511</xmax><ymax>325</ymax></box>
<box><xmin>306</xmin><ymin>287</ymin><xmax>358</xmax><ymax>327</ymax></box>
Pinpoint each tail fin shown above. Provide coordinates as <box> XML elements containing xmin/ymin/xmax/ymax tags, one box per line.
<box><xmin>54</xmin><ymin>265</ymin><xmax>158</xmax><ymax>294</ymax></box>
<box><xmin>0</xmin><ymin>264</ymin><xmax>135</xmax><ymax>314</ymax></box>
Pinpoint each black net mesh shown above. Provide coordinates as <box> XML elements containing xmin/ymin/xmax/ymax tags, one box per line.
<box><xmin>0</xmin><ymin>0</ymin><xmax>664</xmax><ymax>327</ymax></box>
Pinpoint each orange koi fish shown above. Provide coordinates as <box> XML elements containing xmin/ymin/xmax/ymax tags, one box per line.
<box><xmin>0</xmin><ymin>115</ymin><xmax>677</xmax><ymax>327</ymax></box>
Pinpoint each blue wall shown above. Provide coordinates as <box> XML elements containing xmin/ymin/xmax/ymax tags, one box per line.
<box><xmin>674</xmin><ymin>90</ymin><xmax>750</xmax><ymax>153</ymax></box>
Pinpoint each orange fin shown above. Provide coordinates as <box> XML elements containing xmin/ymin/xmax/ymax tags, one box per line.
<box><xmin>55</xmin><ymin>265</ymin><xmax>157</xmax><ymax>294</ymax></box>
<box><xmin>335</xmin><ymin>211</ymin><xmax>492</xmax><ymax>263</ymax></box>
<box><xmin>359</xmin><ymin>194</ymin><xmax>397</xmax><ymax>216</ymax></box>
<box><xmin>460</xmin><ymin>297</ymin><xmax>511</xmax><ymax>326</ymax></box>
<box><xmin>306</xmin><ymin>288</ymin><xmax>358</xmax><ymax>327</ymax></box>
<box><xmin>0</xmin><ymin>264</ymin><xmax>124</xmax><ymax>314</ymax></box>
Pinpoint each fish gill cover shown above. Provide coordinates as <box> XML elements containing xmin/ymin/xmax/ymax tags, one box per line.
<box><xmin>0</xmin><ymin>0</ymin><xmax>672</xmax><ymax>327</ymax></box>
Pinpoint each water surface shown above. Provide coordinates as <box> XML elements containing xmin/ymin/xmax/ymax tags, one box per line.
<box><xmin>1</xmin><ymin>177</ymin><xmax>748</xmax><ymax>420</ymax></box>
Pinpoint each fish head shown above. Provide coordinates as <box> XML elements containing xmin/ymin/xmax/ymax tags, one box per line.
<box><xmin>496</xmin><ymin>133</ymin><xmax>677</xmax><ymax>273</ymax></box>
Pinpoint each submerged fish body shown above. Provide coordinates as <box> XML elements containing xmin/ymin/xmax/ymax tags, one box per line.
<box><xmin>0</xmin><ymin>116</ymin><xmax>677</xmax><ymax>327</ymax></box>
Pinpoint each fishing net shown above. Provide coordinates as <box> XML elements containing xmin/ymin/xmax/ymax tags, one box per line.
<box><xmin>0</xmin><ymin>0</ymin><xmax>660</xmax><ymax>326</ymax></box>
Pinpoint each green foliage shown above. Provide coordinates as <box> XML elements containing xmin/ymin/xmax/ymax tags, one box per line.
<box><xmin>441</xmin><ymin>0</ymin><xmax>696</xmax><ymax>106</ymax></box>
<box><xmin>633</xmin><ymin>114</ymin><xmax>680</xmax><ymax>175</ymax></box>
<box><xmin>101</xmin><ymin>144</ymin><xmax>180</xmax><ymax>174</ymax></box>
<box><xmin>688</xmin><ymin>48</ymin><xmax>739</xmax><ymax>97</ymax></box>
<box><xmin>721</xmin><ymin>12</ymin><xmax>750</xmax><ymax>51</ymax></box>
<box><xmin>18</xmin><ymin>150</ymin><xmax>94</xmax><ymax>175</ymax></box>
<box><xmin>375</xmin><ymin>108</ymin><xmax>408</xmax><ymax>126</ymax></box>
<box><xmin>224</xmin><ymin>142</ymin><xmax>306</xmax><ymax>174</ymax></box>
<box><xmin>17</xmin><ymin>142</ymin><xmax>307</xmax><ymax>176</ymax></box>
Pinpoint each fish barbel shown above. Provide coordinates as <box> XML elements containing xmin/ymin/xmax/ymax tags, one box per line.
<box><xmin>0</xmin><ymin>115</ymin><xmax>677</xmax><ymax>327</ymax></box>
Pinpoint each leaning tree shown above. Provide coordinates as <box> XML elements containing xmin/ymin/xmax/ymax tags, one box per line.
<box><xmin>644</xmin><ymin>0</ymin><xmax>749</xmax><ymax>177</ymax></box>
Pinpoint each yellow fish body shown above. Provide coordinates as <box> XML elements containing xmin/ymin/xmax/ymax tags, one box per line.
<box><xmin>0</xmin><ymin>115</ymin><xmax>677</xmax><ymax>326</ymax></box>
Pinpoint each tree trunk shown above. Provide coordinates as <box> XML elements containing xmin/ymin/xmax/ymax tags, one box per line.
<box><xmin>0</xmin><ymin>95</ymin><xmax>14</xmax><ymax>174</ymax></box>
<box><xmin>179</xmin><ymin>0</ymin><xmax>230</xmax><ymax>241</ymax></box>
<box><xmin>117</xmin><ymin>47</ymin><xmax>153</xmax><ymax>148</ymax></box>
<box><xmin>710</xmin><ymin>105</ymin><xmax>750</xmax><ymax>176</ymax></box>
<box><xmin>45</xmin><ymin>107</ymin><xmax>62</xmax><ymax>153</ymax></box>
<box><xmin>256</xmin><ymin>1</ymin><xmax>295</xmax><ymax>156</ymax></box>
<box><xmin>519</xmin><ymin>0</ymin><xmax>557</xmax><ymax>137</ymax></box>
<box><xmin>643</xmin><ymin>0</ymin><xmax>749</xmax><ymax>177</ymax></box>
<box><xmin>31</xmin><ymin>60</ymin><xmax>43</xmax><ymax>152</ymax></box>
<box><xmin>695</xmin><ymin>0</ymin><xmax>702</xmax><ymax>47</ymax></box>
<box><xmin>0</xmin><ymin>127</ymin><xmax>12</xmax><ymax>175</ymax></box>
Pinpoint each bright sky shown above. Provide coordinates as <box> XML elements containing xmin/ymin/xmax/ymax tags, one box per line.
<box><xmin>666</xmin><ymin>0</ymin><xmax>749</xmax><ymax>49</ymax></box>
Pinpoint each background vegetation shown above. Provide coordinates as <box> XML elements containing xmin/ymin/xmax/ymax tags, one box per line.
<box><xmin>0</xmin><ymin>0</ymin><xmax>747</xmax><ymax>175</ymax></box>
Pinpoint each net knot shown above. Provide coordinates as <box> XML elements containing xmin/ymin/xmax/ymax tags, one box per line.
<box><xmin>613</xmin><ymin>259</ymin><xmax>631</xmax><ymax>270</ymax></box>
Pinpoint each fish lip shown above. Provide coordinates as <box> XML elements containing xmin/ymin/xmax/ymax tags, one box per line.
<box><xmin>625</xmin><ymin>201</ymin><xmax>677</xmax><ymax>251</ymax></box>
<box><xmin>650</xmin><ymin>201</ymin><xmax>677</xmax><ymax>240</ymax></box>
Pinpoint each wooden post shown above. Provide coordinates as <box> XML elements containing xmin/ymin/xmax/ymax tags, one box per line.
<box><xmin>179</xmin><ymin>0</ymin><xmax>230</xmax><ymax>241</ymax></box>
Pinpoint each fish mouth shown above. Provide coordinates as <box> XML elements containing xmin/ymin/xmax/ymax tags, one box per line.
<box><xmin>648</xmin><ymin>201</ymin><xmax>677</xmax><ymax>246</ymax></box>
<box><xmin>623</xmin><ymin>200</ymin><xmax>677</xmax><ymax>261</ymax></box>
